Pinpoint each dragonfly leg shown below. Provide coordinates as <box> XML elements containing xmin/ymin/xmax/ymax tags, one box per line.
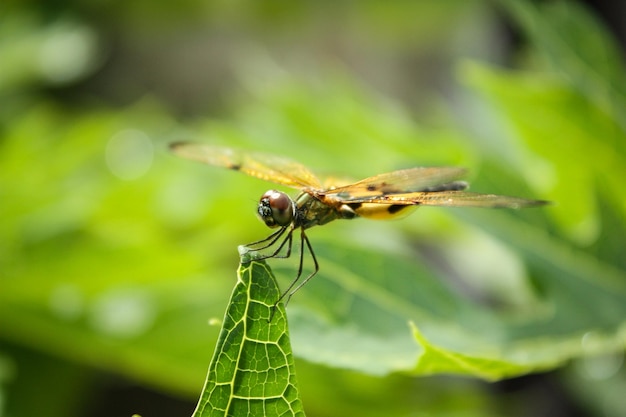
<box><xmin>284</xmin><ymin>230</ymin><xmax>319</xmax><ymax>306</ymax></box>
<box><xmin>245</xmin><ymin>226</ymin><xmax>288</xmax><ymax>251</ymax></box>
<box><xmin>245</xmin><ymin>225</ymin><xmax>296</xmax><ymax>263</ymax></box>
<box><xmin>273</xmin><ymin>228</ymin><xmax>318</xmax><ymax>309</ymax></box>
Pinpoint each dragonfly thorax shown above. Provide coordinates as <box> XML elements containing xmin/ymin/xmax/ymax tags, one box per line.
<box><xmin>257</xmin><ymin>190</ymin><xmax>295</xmax><ymax>228</ymax></box>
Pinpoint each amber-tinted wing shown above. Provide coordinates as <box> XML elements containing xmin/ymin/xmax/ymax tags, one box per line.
<box><xmin>325</xmin><ymin>167</ymin><xmax>468</xmax><ymax>199</ymax></box>
<box><xmin>170</xmin><ymin>142</ymin><xmax>322</xmax><ymax>189</ymax></box>
<box><xmin>335</xmin><ymin>190</ymin><xmax>548</xmax><ymax>209</ymax></box>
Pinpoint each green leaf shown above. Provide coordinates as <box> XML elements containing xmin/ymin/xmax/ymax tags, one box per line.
<box><xmin>479</xmin><ymin>0</ymin><xmax>626</xmax><ymax>244</ymax></box>
<box><xmin>285</xmin><ymin>210</ymin><xmax>626</xmax><ymax>381</ymax></box>
<box><xmin>499</xmin><ymin>0</ymin><xmax>626</xmax><ymax>117</ymax></box>
<box><xmin>409</xmin><ymin>323</ymin><xmax>554</xmax><ymax>381</ymax></box>
<box><xmin>192</xmin><ymin>256</ymin><xmax>305</xmax><ymax>417</ymax></box>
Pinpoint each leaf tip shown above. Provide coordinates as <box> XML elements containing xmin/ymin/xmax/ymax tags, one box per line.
<box><xmin>238</xmin><ymin>245</ymin><xmax>266</xmax><ymax>264</ymax></box>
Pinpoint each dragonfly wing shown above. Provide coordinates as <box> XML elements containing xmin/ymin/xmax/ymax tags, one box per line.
<box><xmin>337</xmin><ymin>191</ymin><xmax>549</xmax><ymax>209</ymax></box>
<box><xmin>325</xmin><ymin>167</ymin><xmax>468</xmax><ymax>199</ymax></box>
<box><xmin>170</xmin><ymin>142</ymin><xmax>322</xmax><ymax>189</ymax></box>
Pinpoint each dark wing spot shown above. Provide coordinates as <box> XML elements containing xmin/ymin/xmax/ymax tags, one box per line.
<box><xmin>366</xmin><ymin>184</ymin><xmax>377</xmax><ymax>191</ymax></box>
<box><xmin>348</xmin><ymin>202</ymin><xmax>363</xmax><ymax>210</ymax></box>
<box><xmin>229</xmin><ymin>163</ymin><xmax>242</xmax><ymax>171</ymax></box>
<box><xmin>387</xmin><ymin>204</ymin><xmax>411</xmax><ymax>214</ymax></box>
<box><xmin>420</xmin><ymin>181</ymin><xmax>468</xmax><ymax>192</ymax></box>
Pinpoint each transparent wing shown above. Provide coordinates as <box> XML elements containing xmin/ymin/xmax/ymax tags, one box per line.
<box><xmin>324</xmin><ymin>167</ymin><xmax>468</xmax><ymax>199</ymax></box>
<box><xmin>337</xmin><ymin>191</ymin><xmax>549</xmax><ymax>209</ymax></box>
<box><xmin>170</xmin><ymin>142</ymin><xmax>322</xmax><ymax>189</ymax></box>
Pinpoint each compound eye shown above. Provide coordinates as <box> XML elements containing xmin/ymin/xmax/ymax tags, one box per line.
<box><xmin>257</xmin><ymin>190</ymin><xmax>294</xmax><ymax>228</ymax></box>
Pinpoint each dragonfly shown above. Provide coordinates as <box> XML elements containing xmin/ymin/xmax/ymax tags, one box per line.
<box><xmin>170</xmin><ymin>141</ymin><xmax>548</xmax><ymax>306</ymax></box>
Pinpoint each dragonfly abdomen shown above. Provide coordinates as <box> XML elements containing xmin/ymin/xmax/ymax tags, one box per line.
<box><xmin>347</xmin><ymin>202</ymin><xmax>418</xmax><ymax>220</ymax></box>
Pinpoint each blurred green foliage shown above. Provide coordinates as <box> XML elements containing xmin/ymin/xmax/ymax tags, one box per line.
<box><xmin>1</xmin><ymin>1</ymin><xmax>625</xmax><ymax>416</ymax></box>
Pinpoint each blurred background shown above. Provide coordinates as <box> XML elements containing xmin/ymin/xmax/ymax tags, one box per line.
<box><xmin>1</xmin><ymin>0</ymin><xmax>625</xmax><ymax>416</ymax></box>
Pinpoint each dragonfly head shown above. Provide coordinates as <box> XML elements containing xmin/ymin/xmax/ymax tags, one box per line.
<box><xmin>257</xmin><ymin>190</ymin><xmax>294</xmax><ymax>228</ymax></box>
